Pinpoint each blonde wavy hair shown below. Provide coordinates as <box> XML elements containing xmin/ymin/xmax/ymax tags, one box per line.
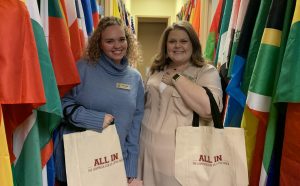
<box><xmin>84</xmin><ymin>16</ymin><xmax>142</xmax><ymax>67</ymax></box>
<box><xmin>150</xmin><ymin>21</ymin><xmax>205</xmax><ymax>74</ymax></box>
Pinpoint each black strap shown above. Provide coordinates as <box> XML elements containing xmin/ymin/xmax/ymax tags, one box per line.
<box><xmin>192</xmin><ymin>111</ymin><xmax>200</xmax><ymax>127</ymax></box>
<box><xmin>192</xmin><ymin>87</ymin><xmax>223</xmax><ymax>129</ymax></box>
<box><xmin>63</xmin><ymin>104</ymin><xmax>81</xmax><ymax>123</ymax></box>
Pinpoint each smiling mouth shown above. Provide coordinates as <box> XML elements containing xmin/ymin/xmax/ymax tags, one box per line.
<box><xmin>112</xmin><ymin>50</ymin><xmax>123</xmax><ymax>54</ymax></box>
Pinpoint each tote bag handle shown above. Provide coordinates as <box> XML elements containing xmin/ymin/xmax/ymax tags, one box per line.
<box><xmin>192</xmin><ymin>87</ymin><xmax>223</xmax><ymax>129</ymax></box>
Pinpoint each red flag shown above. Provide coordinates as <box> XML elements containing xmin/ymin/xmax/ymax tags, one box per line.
<box><xmin>0</xmin><ymin>0</ymin><xmax>46</xmax><ymax>161</ymax></box>
<box><xmin>47</xmin><ymin>0</ymin><xmax>80</xmax><ymax>97</ymax></box>
<box><xmin>63</xmin><ymin>0</ymin><xmax>84</xmax><ymax>61</ymax></box>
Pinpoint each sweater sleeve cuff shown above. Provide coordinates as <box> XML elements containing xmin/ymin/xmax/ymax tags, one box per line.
<box><xmin>125</xmin><ymin>153</ymin><xmax>138</xmax><ymax>177</ymax></box>
<box><xmin>73</xmin><ymin>109</ymin><xmax>105</xmax><ymax>132</ymax></box>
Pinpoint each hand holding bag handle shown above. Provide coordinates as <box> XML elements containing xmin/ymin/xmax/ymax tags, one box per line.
<box><xmin>192</xmin><ymin>87</ymin><xmax>223</xmax><ymax>129</ymax></box>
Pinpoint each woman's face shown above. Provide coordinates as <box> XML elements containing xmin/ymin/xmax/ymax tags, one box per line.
<box><xmin>166</xmin><ymin>29</ymin><xmax>193</xmax><ymax>65</ymax></box>
<box><xmin>100</xmin><ymin>25</ymin><xmax>128</xmax><ymax>64</ymax></box>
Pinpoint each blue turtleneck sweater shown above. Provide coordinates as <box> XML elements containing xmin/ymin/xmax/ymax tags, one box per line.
<box><xmin>54</xmin><ymin>55</ymin><xmax>144</xmax><ymax>181</ymax></box>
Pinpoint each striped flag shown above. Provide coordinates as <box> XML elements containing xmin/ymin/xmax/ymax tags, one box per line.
<box><xmin>91</xmin><ymin>0</ymin><xmax>99</xmax><ymax>28</ymax></box>
<box><xmin>41</xmin><ymin>0</ymin><xmax>80</xmax><ymax>97</ymax></box>
<box><xmin>204</xmin><ymin>0</ymin><xmax>224</xmax><ymax>62</ymax></box>
<box><xmin>242</xmin><ymin>0</ymin><xmax>288</xmax><ymax>185</ymax></box>
<box><xmin>64</xmin><ymin>0</ymin><xmax>84</xmax><ymax>61</ymax></box>
<box><xmin>260</xmin><ymin>0</ymin><xmax>295</xmax><ymax>185</ymax></box>
<box><xmin>26</xmin><ymin>0</ymin><xmax>63</xmax><ymax>185</ymax></box>
<box><xmin>240</xmin><ymin>0</ymin><xmax>273</xmax><ymax>175</ymax></box>
<box><xmin>75</xmin><ymin>0</ymin><xmax>88</xmax><ymax>49</ymax></box>
<box><xmin>218</xmin><ymin>0</ymin><xmax>241</xmax><ymax>67</ymax></box>
<box><xmin>0</xmin><ymin>107</ymin><xmax>13</xmax><ymax>186</ymax></box>
<box><xmin>214</xmin><ymin>0</ymin><xmax>233</xmax><ymax>67</ymax></box>
<box><xmin>0</xmin><ymin>0</ymin><xmax>46</xmax><ymax>166</ymax></box>
<box><xmin>224</xmin><ymin>0</ymin><xmax>261</xmax><ymax>127</ymax></box>
<box><xmin>274</xmin><ymin>1</ymin><xmax>300</xmax><ymax>185</ymax></box>
<box><xmin>227</xmin><ymin>0</ymin><xmax>250</xmax><ymax>77</ymax></box>
<box><xmin>241</xmin><ymin>0</ymin><xmax>273</xmax><ymax>94</ymax></box>
<box><xmin>81</xmin><ymin>0</ymin><xmax>94</xmax><ymax>36</ymax></box>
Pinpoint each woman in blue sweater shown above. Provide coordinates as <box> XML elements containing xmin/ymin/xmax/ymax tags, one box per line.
<box><xmin>54</xmin><ymin>16</ymin><xmax>144</xmax><ymax>185</ymax></box>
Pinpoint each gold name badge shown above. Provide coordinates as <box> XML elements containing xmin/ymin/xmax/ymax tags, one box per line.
<box><xmin>116</xmin><ymin>83</ymin><xmax>131</xmax><ymax>90</ymax></box>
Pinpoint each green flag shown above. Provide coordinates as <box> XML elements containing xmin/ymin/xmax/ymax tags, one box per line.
<box><xmin>13</xmin><ymin>1</ymin><xmax>62</xmax><ymax>185</ymax></box>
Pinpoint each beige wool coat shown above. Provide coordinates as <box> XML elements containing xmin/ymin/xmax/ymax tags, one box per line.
<box><xmin>138</xmin><ymin>63</ymin><xmax>223</xmax><ymax>186</ymax></box>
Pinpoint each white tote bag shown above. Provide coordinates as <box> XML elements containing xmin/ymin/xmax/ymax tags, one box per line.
<box><xmin>175</xmin><ymin>87</ymin><xmax>248</xmax><ymax>186</ymax></box>
<box><xmin>175</xmin><ymin>126</ymin><xmax>248</xmax><ymax>186</ymax></box>
<box><xmin>63</xmin><ymin>125</ymin><xmax>128</xmax><ymax>186</ymax></box>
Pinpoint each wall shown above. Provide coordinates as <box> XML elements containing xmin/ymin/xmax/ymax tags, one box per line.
<box><xmin>125</xmin><ymin>0</ymin><xmax>188</xmax><ymax>23</ymax></box>
<box><xmin>124</xmin><ymin>0</ymin><xmax>131</xmax><ymax>13</ymax></box>
<box><xmin>126</xmin><ymin>0</ymin><xmax>177</xmax><ymax>24</ymax></box>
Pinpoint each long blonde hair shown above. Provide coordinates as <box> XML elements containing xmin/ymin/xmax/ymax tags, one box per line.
<box><xmin>150</xmin><ymin>21</ymin><xmax>205</xmax><ymax>74</ymax></box>
<box><xmin>84</xmin><ymin>16</ymin><xmax>142</xmax><ymax>66</ymax></box>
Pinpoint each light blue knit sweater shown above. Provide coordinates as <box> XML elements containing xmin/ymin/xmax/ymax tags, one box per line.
<box><xmin>54</xmin><ymin>54</ymin><xmax>144</xmax><ymax>181</ymax></box>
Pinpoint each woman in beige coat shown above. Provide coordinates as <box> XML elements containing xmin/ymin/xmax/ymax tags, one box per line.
<box><xmin>137</xmin><ymin>21</ymin><xmax>223</xmax><ymax>186</ymax></box>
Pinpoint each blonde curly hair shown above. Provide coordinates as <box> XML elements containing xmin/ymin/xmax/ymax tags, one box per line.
<box><xmin>84</xmin><ymin>16</ymin><xmax>142</xmax><ymax>67</ymax></box>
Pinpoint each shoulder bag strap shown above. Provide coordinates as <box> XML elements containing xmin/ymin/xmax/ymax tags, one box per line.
<box><xmin>192</xmin><ymin>87</ymin><xmax>223</xmax><ymax>129</ymax></box>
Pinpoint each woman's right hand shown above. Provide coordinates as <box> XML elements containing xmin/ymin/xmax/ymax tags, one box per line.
<box><xmin>103</xmin><ymin>114</ymin><xmax>114</xmax><ymax>128</ymax></box>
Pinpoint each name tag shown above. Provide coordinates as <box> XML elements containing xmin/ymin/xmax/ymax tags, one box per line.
<box><xmin>116</xmin><ymin>83</ymin><xmax>131</xmax><ymax>90</ymax></box>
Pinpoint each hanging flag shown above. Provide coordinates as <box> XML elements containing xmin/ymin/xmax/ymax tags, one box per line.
<box><xmin>184</xmin><ymin>0</ymin><xmax>193</xmax><ymax>21</ymax></box>
<box><xmin>91</xmin><ymin>0</ymin><xmax>99</xmax><ymax>29</ymax></box>
<box><xmin>28</xmin><ymin>0</ymin><xmax>63</xmax><ymax>184</ymax></box>
<box><xmin>0</xmin><ymin>106</ymin><xmax>13</xmax><ymax>186</ymax></box>
<box><xmin>65</xmin><ymin>0</ymin><xmax>84</xmax><ymax>61</ymax></box>
<box><xmin>214</xmin><ymin>0</ymin><xmax>233</xmax><ymax>67</ymax></box>
<box><xmin>42</xmin><ymin>0</ymin><xmax>80</xmax><ymax>97</ymax></box>
<box><xmin>241</xmin><ymin>0</ymin><xmax>273</xmax><ymax>93</ymax></box>
<box><xmin>204</xmin><ymin>0</ymin><xmax>224</xmax><ymax>62</ymax></box>
<box><xmin>81</xmin><ymin>0</ymin><xmax>94</xmax><ymax>36</ymax></box>
<box><xmin>192</xmin><ymin>0</ymin><xmax>201</xmax><ymax>36</ymax></box>
<box><xmin>242</xmin><ymin>0</ymin><xmax>288</xmax><ymax>185</ymax></box>
<box><xmin>227</xmin><ymin>0</ymin><xmax>250</xmax><ymax>77</ymax></box>
<box><xmin>121</xmin><ymin>2</ymin><xmax>129</xmax><ymax>27</ymax></box>
<box><xmin>75</xmin><ymin>0</ymin><xmax>88</xmax><ymax>49</ymax></box>
<box><xmin>130</xmin><ymin>16</ymin><xmax>136</xmax><ymax>34</ymax></box>
<box><xmin>261</xmin><ymin>1</ymin><xmax>295</xmax><ymax>185</ymax></box>
<box><xmin>218</xmin><ymin>0</ymin><xmax>241</xmax><ymax>68</ymax></box>
<box><xmin>274</xmin><ymin>1</ymin><xmax>300</xmax><ymax>185</ymax></box>
<box><xmin>279</xmin><ymin>104</ymin><xmax>300</xmax><ymax>185</ymax></box>
<box><xmin>10</xmin><ymin>1</ymin><xmax>63</xmax><ymax>185</ymax></box>
<box><xmin>224</xmin><ymin>0</ymin><xmax>261</xmax><ymax>127</ymax></box>
<box><xmin>113</xmin><ymin>0</ymin><xmax>121</xmax><ymax>18</ymax></box>
<box><xmin>240</xmin><ymin>0</ymin><xmax>272</xmax><ymax>175</ymax></box>
<box><xmin>189</xmin><ymin>0</ymin><xmax>196</xmax><ymax>24</ymax></box>
<box><xmin>0</xmin><ymin>0</ymin><xmax>46</xmax><ymax>164</ymax></box>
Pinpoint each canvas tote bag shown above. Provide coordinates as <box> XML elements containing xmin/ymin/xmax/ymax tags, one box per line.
<box><xmin>63</xmin><ymin>124</ymin><xmax>127</xmax><ymax>186</ymax></box>
<box><xmin>175</xmin><ymin>87</ymin><xmax>248</xmax><ymax>186</ymax></box>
